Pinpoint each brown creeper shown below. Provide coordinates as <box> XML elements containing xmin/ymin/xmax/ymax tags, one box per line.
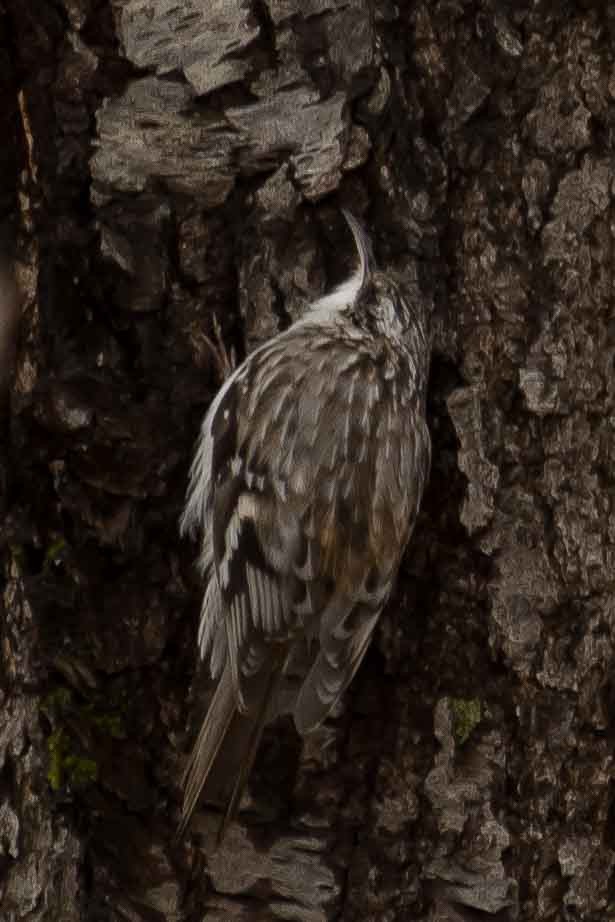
<box><xmin>179</xmin><ymin>211</ymin><xmax>431</xmax><ymax>838</ymax></box>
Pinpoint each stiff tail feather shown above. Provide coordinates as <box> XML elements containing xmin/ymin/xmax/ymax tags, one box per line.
<box><xmin>216</xmin><ymin>661</ymin><xmax>283</xmax><ymax>844</ymax></box>
<box><xmin>178</xmin><ymin>660</ymin><xmax>282</xmax><ymax>842</ymax></box>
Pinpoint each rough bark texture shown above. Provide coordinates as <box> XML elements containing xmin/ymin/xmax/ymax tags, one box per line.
<box><xmin>1</xmin><ymin>1</ymin><xmax>614</xmax><ymax>921</ymax></box>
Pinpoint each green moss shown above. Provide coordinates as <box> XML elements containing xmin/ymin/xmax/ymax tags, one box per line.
<box><xmin>40</xmin><ymin>674</ymin><xmax>135</xmax><ymax>797</ymax></box>
<box><xmin>47</xmin><ymin>728</ymin><xmax>98</xmax><ymax>791</ymax></box>
<box><xmin>42</xmin><ymin>686</ymin><xmax>73</xmax><ymax>717</ymax></box>
<box><xmin>43</xmin><ymin>683</ymin><xmax>127</xmax><ymax>791</ymax></box>
<box><xmin>450</xmin><ymin>697</ymin><xmax>482</xmax><ymax>745</ymax></box>
<box><xmin>44</xmin><ymin>538</ymin><xmax>67</xmax><ymax>564</ymax></box>
<box><xmin>64</xmin><ymin>755</ymin><xmax>98</xmax><ymax>786</ymax></box>
<box><xmin>90</xmin><ymin>712</ymin><xmax>125</xmax><ymax>739</ymax></box>
<box><xmin>42</xmin><ymin>685</ymin><xmax>125</xmax><ymax>737</ymax></box>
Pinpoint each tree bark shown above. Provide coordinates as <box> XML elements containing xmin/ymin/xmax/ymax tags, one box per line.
<box><xmin>2</xmin><ymin>1</ymin><xmax>614</xmax><ymax>920</ymax></box>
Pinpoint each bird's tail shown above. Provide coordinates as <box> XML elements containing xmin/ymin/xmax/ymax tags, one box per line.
<box><xmin>178</xmin><ymin>661</ymin><xmax>281</xmax><ymax>842</ymax></box>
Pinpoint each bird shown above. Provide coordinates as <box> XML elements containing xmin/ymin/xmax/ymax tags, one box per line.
<box><xmin>178</xmin><ymin>210</ymin><xmax>431</xmax><ymax>840</ymax></box>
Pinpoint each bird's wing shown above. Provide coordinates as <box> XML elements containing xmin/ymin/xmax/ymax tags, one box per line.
<box><xmin>293</xmin><ymin>405</ymin><xmax>431</xmax><ymax>732</ymax></box>
<box><xmin>192</xmin><ymin>320</ymin><xmax>430</xmax><ymax>723</ymax></box>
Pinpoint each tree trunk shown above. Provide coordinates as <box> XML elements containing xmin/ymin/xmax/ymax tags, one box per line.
<box><xmin>2</xmin><ymin>1</ymin><xmax>614</xmax><ymax>920</ymax></box>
